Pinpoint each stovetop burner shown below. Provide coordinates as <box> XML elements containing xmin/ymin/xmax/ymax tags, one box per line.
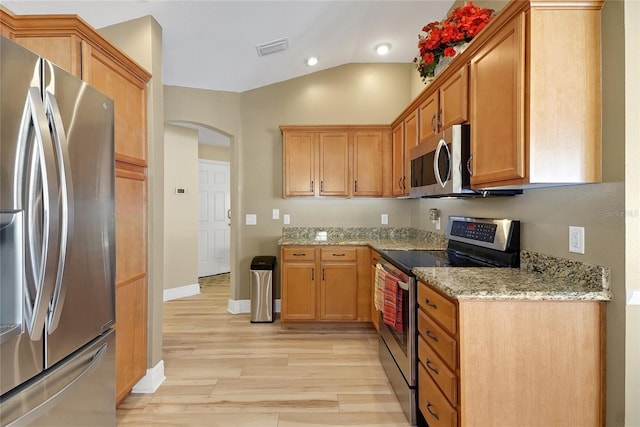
<box><xmin>379</xmin><ymin>249</ymin><xmax>493</xmax><ymax>272</ymax></box>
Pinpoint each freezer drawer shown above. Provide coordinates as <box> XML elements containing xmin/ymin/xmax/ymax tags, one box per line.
<box><xmin>0</xmin><ymin>329</ymin><xmax>115</xmax><ymax>427</ymax></box>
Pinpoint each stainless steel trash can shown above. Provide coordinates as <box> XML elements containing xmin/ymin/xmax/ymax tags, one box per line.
<box><xmin>250</xmin><ymin>256</ymin><xmax>276</xmax><ymax>323</ymax></box>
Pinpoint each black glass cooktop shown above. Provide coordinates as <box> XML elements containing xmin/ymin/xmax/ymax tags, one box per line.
<box><xmin>379</xmin><ymin>249</ymin><xmax>491</xmax><ymax>273</ymax></box>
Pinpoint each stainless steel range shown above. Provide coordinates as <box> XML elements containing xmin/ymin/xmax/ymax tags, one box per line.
<box><xmin>376</xmin><ymin>216</ymin><xmax>520</xmax><ymax>425</ymax></box>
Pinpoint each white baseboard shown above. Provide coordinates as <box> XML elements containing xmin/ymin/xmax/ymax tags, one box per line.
<box><xmin>163</xmin><ymin>283</ymin><xmax>200</xmax><ymax>302</ymax></box>
<box><xmin>227</xmin><ymin>299</ymin><xmax>281</xmax><ymax>314</ymax></box>
<box><xmin>131</xmin><ymin>360</ymin><xmax>166</xmax><ymax>394</ymax></box>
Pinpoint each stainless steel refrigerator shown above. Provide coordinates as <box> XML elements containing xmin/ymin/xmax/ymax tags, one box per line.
<box><xmin>0</xmin><ymin>36</ymin><xmax>116</xmax><ymax>426</ymax></box>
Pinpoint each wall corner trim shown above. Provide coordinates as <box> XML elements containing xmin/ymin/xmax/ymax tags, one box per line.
<box><xmin>131</xmin><ymin>360</ymin><xmax>166</xmax><ymax>394</ymax></box>
<box><xmin>163</xmin><ymin>283</ymin><xmax>200</xmax><ymax>302</ymax></box>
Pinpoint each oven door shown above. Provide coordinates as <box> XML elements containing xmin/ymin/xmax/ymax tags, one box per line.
<box><xmin>377</xmin><ymin>259</ymin><xmax>416</xmax><ymax>387</ymax></box>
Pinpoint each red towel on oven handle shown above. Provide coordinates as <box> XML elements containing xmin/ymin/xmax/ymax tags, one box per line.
<box><xmin>383</xmin><ymin>272</ymin><xmax>404</xmax><ymax>333</ymax></box>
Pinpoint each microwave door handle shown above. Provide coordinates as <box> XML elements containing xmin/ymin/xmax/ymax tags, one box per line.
<box><xmin>433</xmin><ymin>139</ymin><xmax>449</xmax><ymax>188</ymax></box>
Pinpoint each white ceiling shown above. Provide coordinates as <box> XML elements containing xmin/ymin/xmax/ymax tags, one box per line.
<box><xmin>3</xmin><ymin>0</ymin><xmax>453</xmax><ymax>93</ymax></box>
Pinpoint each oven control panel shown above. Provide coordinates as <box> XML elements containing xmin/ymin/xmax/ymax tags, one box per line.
<box><xmin>445</xmin><ymin>216</ymin><xmax>519</xmax><ymax>252</ymax></box>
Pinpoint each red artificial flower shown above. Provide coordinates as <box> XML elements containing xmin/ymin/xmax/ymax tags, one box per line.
<box><xmin>413</xmin><ymin>1</ymin><xmax>494</xmax><ymax>81</ymax></box>
<box><xmin>443</xmin><ymin>46</ymin><xmax>457</xmax><ymax>57</ymax></box>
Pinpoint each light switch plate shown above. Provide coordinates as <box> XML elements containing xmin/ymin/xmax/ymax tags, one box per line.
<box><xmin>272</xmin><ymin>209</ymin><xmax>279</xmax><ymax>220</ymax></box>
<box><xmin>381</xmin><ymin>214</ymin><xmax>388</xmax><ymax>225</ymax></box>
<box><xmin>283</xmin><ymin>214</ymin><xmax>290</xmax><ymax>225</ymax></box>
<box><xmin>245</xmin><ymin>214</ymin><xmax>257</xmax><ymax>225</ymax></box>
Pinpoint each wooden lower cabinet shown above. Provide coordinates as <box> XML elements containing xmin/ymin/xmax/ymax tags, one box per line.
<box><xmin>280</xmin><ymin>246</ymin><xmax>370</xmax><ymax>323</ymax></box>
<box><xmin>417</xmin><ymin>280</ymin><xmax>605</xmax><ymax>426</ymax></box>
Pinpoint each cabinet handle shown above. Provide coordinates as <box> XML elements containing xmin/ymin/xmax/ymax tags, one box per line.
<box><xmin>311</xmin><ymin>268</ymin><xmax>314</xmax><ymax>281</ymax></box>
<box><xmin>424</xmin><ymin>298</ymin><xmax>438</xmax><ymax>310</ymax></box>
<box><xmin>426</xmin><ymin>402</ymin><xmax>440</xmax><ymax>421</ymax></box>
<box><xmin>292</xmin><ymin>253</ymin><xmax>307</xmax><ymax>257</ymax></box>
<box><xmin>322</xmin><ymin>268</ymin><xmax>325</xmax><ymax>281</ymax></box>
<box><xmin>332</xmin><ymin>253</ymin><xmax>346</xmax><ymax>257</ymax></box>
<box><xmin>437</xmin><ymin>109</ymin><xmax>443</xmax><ymax>129</ymax></box>
<box><xmin>320</xmin><ymin>180</ymin><xmax>324</xmax><ymax>192</ymax></box>
<box><xmin>467</xmin><ymin>155</ymin><xmax>473</xmax><ymax>177</ymax></box>
<box><xmin>426</xmin><ymin>359</ymin><xmax>439</xmax><ymax>375</ymax></box>
<box><xmin>425</xmin><ymin>329</ymin><xmax>439</xmax><ymax>342</ymax></box>
<box><xmin>310</xmin><ymin>180</ymin><xmax>314</xmax><ymax>192</ymax></box>
<box><xmin>398</xmin><ymin>177</ymin><xmax>403</xmax><ymax>191</ymax></box>
<box><xmin>354</xmin><ymin>180</ymin><xmax>358</xmax><ymax>193</ymax></box>
<box><xmin>402</xmin><ymin>176</ymin><xmax>406</xmax><ymax>191</ymax></box>
<box><xmin>431</xmin><ymin>114</ymin><xmax>437</xmax><ymax>132</ymax></box>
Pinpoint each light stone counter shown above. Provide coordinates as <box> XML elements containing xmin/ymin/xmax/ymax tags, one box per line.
<box><xmin>414</xmin><ymin>250</ymin><xmax>611</xmax><ymax>301</ymax></box>
<box><xmin>279</xmin><ymin>227</ymin><xmax>611</xmax><ymax>302</ymax></box>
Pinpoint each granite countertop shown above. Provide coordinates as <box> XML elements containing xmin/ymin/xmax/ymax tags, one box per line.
<box><xmin>413</xmin><ymin>266</ymin><xmax>611</xmax><ymax>301</ymax></box>
<box><xmin>279</xmin><ymin>227</ymin><xmax>612</xmax><ymax>302</ymax></box>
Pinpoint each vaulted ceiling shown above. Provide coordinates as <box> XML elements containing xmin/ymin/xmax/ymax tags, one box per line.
<box><xmin>4</xmin><ymin>1</ymin><xmax>453</xmax><ymax>93</ymax></box>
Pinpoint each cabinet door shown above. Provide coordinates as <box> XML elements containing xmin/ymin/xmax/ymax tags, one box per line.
<box><xmin>470</xmin><ymin>13</ymin><xmax>526</xmax><ymax>187</ymax></box>
<box><xmin>318</xmin><ymin>132</ymin><xmax>349</xmax><ymax>196</ymax></box>
<box><xmin>439</xmin><ymin>65</ymin><xmax>468</xmax><ymax>130</ymax></box>
<box><xmin>319</xmin><ymin>263</ymin><xmax>357</xmax><ymax>320</ymax></box>
<box><xmin>283</xmin><ymin>132</ymin><xmax>316</xmax><ymax>196</ymax></box>
<box><xmin>419</xmin><ymin>92</ymin><xmax>439</xmax><ymax>143</ymax></box>
<box><xmin>12</xmin><ymin>34</ymin><xmax>82</xmax><ymax>77</ymax></box>
<box><xmin>81</xmin><ymin>42</ymin><xmax>147</xmax><ymax>163</ymax></box>
<box><xmin>352</xmin><ymin>131</ymin><xmax>383</xmax><ymax>197</ymax></box>
<box><xmin>281</xmin><ymin>262</ymin><xmax>316</xmax><ymax>320</ymax></box>
<box><xmin>391</xmin><ymin>123</ymin><xmax>405</xmax><ymax>197</ymax></box>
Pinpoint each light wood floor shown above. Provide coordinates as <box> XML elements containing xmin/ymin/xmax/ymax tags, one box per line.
<box><xmin>116</xmin><ymin>278</ymin><xmax>411</xmax><ymax>427</ymax></box>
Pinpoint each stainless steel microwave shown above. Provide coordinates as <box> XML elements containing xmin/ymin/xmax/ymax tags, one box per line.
<box><xmin>409</xmin><ymin>124</ymin><xmax>521</xmax><ymax>198</ymax></box>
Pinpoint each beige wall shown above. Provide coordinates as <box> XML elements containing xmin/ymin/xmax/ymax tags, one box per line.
<box><xmin>199</xmin><ymin>144</ymin><xmax>231</xmax><ymax>162</ymax></box>
<box><xmin>99</xmin><ymin>15</ymin><xmax>166</xmax><ymax>372</ymax></box>
<box><xmin>624</xmin><ymin>0</ymin><xmax>640</xmax><ymax>425</ymax></box>
<box><xmin>164</xmin><ymin>125</ymin><xmax>199</xmax><ymax>290</ymax></box>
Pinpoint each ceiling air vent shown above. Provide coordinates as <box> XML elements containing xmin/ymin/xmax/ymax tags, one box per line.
<box><xmin>256</xmin><ymin>38</ymin><xmax>289</xmax><ymax>57</ymax></box>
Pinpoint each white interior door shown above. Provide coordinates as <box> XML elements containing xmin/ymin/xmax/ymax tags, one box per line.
<box><xmin>198</xmin><ymin>160</ymin><xmax>230</xmax><ymax>277</ymax></box>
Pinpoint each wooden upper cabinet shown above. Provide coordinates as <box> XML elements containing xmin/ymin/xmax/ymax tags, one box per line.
<box><xmin>391</xmin><ymin>123</ymin><xmax>405</xmax><ymax>197</ymax></box>
<box><xmin>281</xmin><ymin>126</ymin><xmax>391</xmax><ymax>198</ymax></box>
<box><xmin>318</xmin><ymin>132</ymin><xmax>350</xmax><ymax>196</ymax></box>
<box><xmin>352</xmin><ymin>131</ymin><xmax>384</xmax><ymax>197</ymax></box>
<box><xmin>283</xmin><ymin>132</ymin><xmax>316</xmax><ymax>196</ymax></box>
<box><xmin>13</xmin><ymin>34</ymin><xmax>82</xmax><ymax>77</ymax></box>
<box><xmin>470</xmin><ymin>13</ymin><xmax>526</xmax><ymax>187</ymax></box>
<box><xmin>82</xmin><ymin>42</ymin><xmax>148</xmax><ymax>164</ymax></box>
<box><xmin>469</xmin><ymin>2</ymin><xmax>602</xmax><ymax>188</ymax></box>
<box><xmin>419</xmin><ymin>67</ymin><xmax>469</xmax><ymax>144</ymax></box>
<box><xmin>419</xmin><ymin>91</ymin><xmax>439</xmax><ymax>143</ymax></box>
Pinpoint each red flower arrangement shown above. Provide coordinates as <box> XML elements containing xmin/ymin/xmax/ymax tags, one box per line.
<box><xmin>414</xmin><ymin>2</ymin><xmax>495</xmax><ymax>82</ymax></box>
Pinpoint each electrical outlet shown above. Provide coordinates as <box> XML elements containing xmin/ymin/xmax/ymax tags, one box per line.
<box><xmin>569</xmin><ymin>226</ymin><xmax>585</xmax><ymax>254</ymax></box>
<box><xmin>283</xmin><ymin>214</ymin><xmax>290</xmax><ymax>225</ymax></box>
<box><xmin>381</xmin><ymin>214</ymin><xmax>388</xmax><ymax>225</ymax></box>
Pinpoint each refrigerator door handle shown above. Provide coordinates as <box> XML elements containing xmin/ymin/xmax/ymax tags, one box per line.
<box><xmin>3</xmin><ymin>343</ymin><xmax>108</xmax><ymax>427</ymax></box>
<box><xmin>18</xmin><ymin>86</ymin><xmax>61</xmax><ymax>342</ymax></box>
<box><xmin>44</xmin><ymin>89</ymin><xmax>74</xmax><ymax>334</ymax></box>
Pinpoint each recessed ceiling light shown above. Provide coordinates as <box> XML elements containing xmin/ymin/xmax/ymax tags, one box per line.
<box><xmin>375</xmin><ymin>43</ymin><xmax>392</xmax><ymax>56</ymax></box>
<box><xmin>307</xmin><ymin>57</ymin><xmax>318</xmax><ymax>66</ymax></box>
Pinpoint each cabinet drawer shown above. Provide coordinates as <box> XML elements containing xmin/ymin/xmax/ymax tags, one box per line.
<box><xmin>320</xmin><ymin>247</ymin><xmax>356</xmax><ymax>262</ymax></box>
<box><xmin>419</xmin><ymin>363</ymin><xmax>458</xmax><ymax>427</ymax></box>
<box><xmin>418</xmin><ymin>335</ymin><xmax>457</xmax><ymax>406</ymax></box>
<box><xmin>282</xmin><ymin>247</ymin><xmax>316</xmax><ymax>262</ymax></box>
<box><xmin>418</xmin><ymin>282</ymin><xmax>457</xmax><ymax>334</ymax></box>
<box><xmin>418</xmin><ymin>309</ymin><xmax>457</xmax><ymax>371</ymax></box>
